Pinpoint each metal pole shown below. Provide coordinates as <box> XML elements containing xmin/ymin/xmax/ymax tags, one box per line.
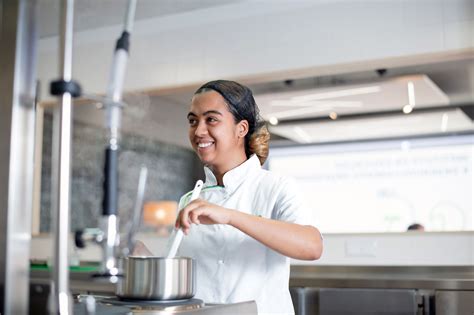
<box><xmin>98</xmin><ymin>0</ymin><xmax>137</xmax><ymax>277</ymax></box>
<box><xmin>0</xmin><ymin>0</ymin><xmax>38</xmax><ymax>314</ymax></box>
<box><xmin>50</xmin><ymin>0</ymin><xmax>76</xmax><ymax>313</ymax></box>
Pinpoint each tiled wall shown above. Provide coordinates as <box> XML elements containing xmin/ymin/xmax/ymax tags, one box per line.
<box><xmin>40</xmin><ymin>113</ymin><xmax>201</xmax><ymax>232</ymax></box>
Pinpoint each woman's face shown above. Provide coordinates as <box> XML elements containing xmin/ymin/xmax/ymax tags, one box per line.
<box><xmin>188</xmin><ymin>91</ymin><xmax>247</xmax><ymax>168</ymax></box>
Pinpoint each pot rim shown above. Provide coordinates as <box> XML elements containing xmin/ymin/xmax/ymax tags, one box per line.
<box><xmin>124</xmin><ymin>256</ymin><xmax>194</xmax><ymax>261</ymax></box>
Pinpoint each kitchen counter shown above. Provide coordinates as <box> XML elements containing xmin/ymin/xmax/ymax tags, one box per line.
<box><xmin>30</xmin><ymin>268</ymin><xmax>258</xmax><ymax>314</ymax></box>
<box><xmin>30</xmin><ymin>265</ymin><xmax>474</xmax><ymax>314</ymax></box>
<box><xmin>31</xmin><ymin>268</ymin><xmax>116</xmax><ymax>295</ymax></box>
<box><xmin>289</xmin><ymin>265</ymin><xmax>474</xmax><ymax>290</ymax></box>
<box><xmin>30</xmin><ymin>265</ymin><xmax>474</xmax><ymax>293</ymax></box>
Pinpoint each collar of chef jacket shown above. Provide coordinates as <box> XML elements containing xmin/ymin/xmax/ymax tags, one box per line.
<box><xmin>203</xmin><ymin>154</ymin><xmax>261</xmax><ymax>194</ymax></box>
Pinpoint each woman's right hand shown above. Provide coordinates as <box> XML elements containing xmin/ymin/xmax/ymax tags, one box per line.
<box><xmin>175</xmin><ymin>199</ymin><xmax>233</xmax><ymax>234</ymax></box>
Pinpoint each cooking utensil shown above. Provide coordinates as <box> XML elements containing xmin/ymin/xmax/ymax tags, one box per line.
<box><xmin>116</xmin><ymin>256</ymin><xmax>195</xmax><ymax>300</ymax></box>
<box><xmin>165</xmin><ymin>180</ymin><xmax>203</xmax><ymax>258</ymax></box>
<box><xmin>124</xmin><ymin>165</ymin><xmax>148</xmax><ymax>255</ymax></box>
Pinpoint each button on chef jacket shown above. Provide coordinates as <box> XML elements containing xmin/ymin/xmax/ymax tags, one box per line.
<box><xmin>178</xmin><ymin>154</ymin><xmax>313</xmax><ymax>315</ymax></box>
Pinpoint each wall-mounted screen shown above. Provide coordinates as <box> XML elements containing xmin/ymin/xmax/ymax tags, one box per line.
<box><xmin>268</xmin><ymin>135</ymin><xmax>473</xmax><ymax>233</ymax></box>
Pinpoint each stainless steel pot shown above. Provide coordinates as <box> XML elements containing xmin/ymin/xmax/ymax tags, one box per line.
<box><xmin>116</xmin><ymin>256</ymin><xmax>196</xmax><ymax>300</ymax></box>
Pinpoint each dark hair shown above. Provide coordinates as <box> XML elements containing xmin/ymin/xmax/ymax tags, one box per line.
<box><xmin>407</xmin><ymin>223</ymin><xmax>424</xmax><ymax>231</ymax></box>
<box><xmin>194</xmin><ymin>80</ymin><xmax>270</xmax><ymax>165</ymax></box>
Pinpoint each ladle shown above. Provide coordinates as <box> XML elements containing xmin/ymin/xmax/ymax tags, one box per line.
<box><xmin>166</xmin><ymin>180</ymin><xmax>203</xmax><ymax>258</ymax></box>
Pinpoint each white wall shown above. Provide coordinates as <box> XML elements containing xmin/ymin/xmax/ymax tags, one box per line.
<box><xmin>30</xmin><ymin>231</ymin><xmax>474</xmax><ymax>266</ymax></box>
<box><xmin>38</xmin><ymin>0</ymin><xmax>474</xmax><ymax>101</ymax></box>
<box><xmin>293</xmin><ymin>231</ymin><xmax>474</xmax><ymax>266</ymax></box>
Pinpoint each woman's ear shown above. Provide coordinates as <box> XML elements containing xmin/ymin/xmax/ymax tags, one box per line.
<box><xmin>238</xmin><ymin>120</ymin><xmax>249</xmax><ymax>138</ymax></box>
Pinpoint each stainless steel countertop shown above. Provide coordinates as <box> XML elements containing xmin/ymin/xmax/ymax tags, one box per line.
<box><xmin>290</xmin><ymin>265</ymin><xmax>474</xmax><ymax>290</ymax></box>
<box><xmin>31</xmin><ymin>269</ymin><xmax>116</xmax><ymax>294</ymax></box>
<box><xmin>30</xmin><ymin>270</ymin><xmax>259</xmax><ymax>314</ymax></box>
<box><xmin>31</xmin><ymin>265</ymin><xmax>474</xmax><ymax>293</ymax></box>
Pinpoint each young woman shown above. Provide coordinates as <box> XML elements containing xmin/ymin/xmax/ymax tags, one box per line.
<box><xmin>175</xmin><ymin>80</ymin><xmax>323</xmax><ymax>314</ymax></box>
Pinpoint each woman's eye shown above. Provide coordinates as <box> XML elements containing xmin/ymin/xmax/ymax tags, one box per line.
<box><xmin>207</xmin><ymin>117</ymin><xmax>218</xmax><ymax>123</ymax></box>
<box><xmin>188</xmin><ymin>119</ymin><xmax>197</xmax><ymax>126</ymax></box>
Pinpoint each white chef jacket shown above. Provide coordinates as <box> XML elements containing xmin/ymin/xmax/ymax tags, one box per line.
<box><xmin>177</xmin><ymin>154</ymin><xmax>312</xmax><ymax>315</ymax></box>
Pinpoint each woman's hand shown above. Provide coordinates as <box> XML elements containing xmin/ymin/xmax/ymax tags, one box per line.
<box><xmin>175</xmin><ymin>199</ymin><xmax>323</xmax><ymax>260</ymax></box>
<box><xmin>176</xmin><ymin>199</ymin><xmax>233</xmax><ymax>235</ymax></box>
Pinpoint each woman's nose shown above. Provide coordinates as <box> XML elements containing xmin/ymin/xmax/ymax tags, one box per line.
<box><xmin>194</xmin><ymin>120</ymin><xmax>208</xmax><ymax>136</ymax></box>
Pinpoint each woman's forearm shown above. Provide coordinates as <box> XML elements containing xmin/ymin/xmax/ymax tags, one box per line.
<box><xmin>228</xmin><ymin>210</ymin><xmax>323</xmax><ymax>260</ymax></box>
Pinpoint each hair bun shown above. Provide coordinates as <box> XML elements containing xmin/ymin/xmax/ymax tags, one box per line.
<box><xmin>249</xmin><ymin>123</ymin><xmax>270</xmax><ymax>165</ymax></box>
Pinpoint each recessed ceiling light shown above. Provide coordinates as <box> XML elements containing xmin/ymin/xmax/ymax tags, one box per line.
<box><xmin>268</xmin><ymin>117</ymin><xmax>279</xmax><ymax>125</ymax></box>
<box><xmin>441</xmin><ymin>113</ymin><xmax>449</xmax><ymax>132</ymax></box>
<box><xmin>403</xmin><ymin>105</ymin><xmax>413</xmax><ymax>114</ymax></box>
<box><xmin>293</xmin><ymin>126</ymin><xmax>312</xmax><ymax>143</ymax></box>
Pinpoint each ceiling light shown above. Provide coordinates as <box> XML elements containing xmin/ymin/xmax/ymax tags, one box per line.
<box><xmin>403</xmin><ymin>105</ymin><xmax>413</xmax><ymax>114</ymax></box>
<box><xmin>329</xmin><ymin>112</ymin><xmax>338</xmax><ymax>120</ymax></box>
<box><xmin>268</xmin><ymin>117</ymin><xmax>279</xmax><ymax>125</ymax></box>
<box><xmin>270</xmin><ymin>99</ymin><xmax>362</xmax><ymax>108</ymax></box>
<box><xmin>291</xmin><ymin>86</ymin><xmax>381</xmax><ymax>103</ymax></box>
<box><xmin>268</xmin><ymin>101</ymin><xmax>362</xmax><ymax>119</ymax></box>
<box><xmin>441</xmin><ymin>113</ymin><xmax>449</xmax><ymax>132</ymax></box>
<box><xmin>293</xmin><ymin>126</ymin><xmax>312</xmax><ymax>143</ymax></box>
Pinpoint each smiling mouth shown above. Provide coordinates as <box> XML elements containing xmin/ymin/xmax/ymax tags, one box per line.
<box><xmin>197</xmin><ymin>142</ymin><xmax>214</xmax><ymax>148</ymax></box>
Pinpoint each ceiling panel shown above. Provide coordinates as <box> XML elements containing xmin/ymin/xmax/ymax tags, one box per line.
<box><xmin>269</xmin><ymin>108</ymin><xmax>473</xmax><ymax>144</ymax></box>
<box><xmin>255</xmin><ymin>74</ymin><xmax>450</xmax><ymax>122</ymax></box>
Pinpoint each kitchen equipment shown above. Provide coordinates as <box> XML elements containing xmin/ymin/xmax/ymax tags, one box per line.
<box><xmin>74</xmin><ymin>294</ymin><xmax>258</xmax><ymax>314</ymax></box>
<box><xmin>98</xmin><ymin>0</ymin><xmax>137</xmax><ymax>279</ymax></box>
<box><xmin>115</xmin><ymin>180</ymin><xmax>203</xmax><ymax>300</ymax></box>
<box><xmin>124</xmin><ymin>166</ymin><xmax>148</xmax><ymax>255</ymax></box>
<box><xmin>90</xmin><ymin>296</ymin><xmax>204</xmax><ymax>312</ymax></box>
<box><xmin>48</xmin><ymin>0</ymin><xmax>82</xmax><ymax>313</ymax></box>
<box><xmin>166</xmin><ymin>180</ymin><xmax>203</xmax><ymax>258</ymax></box>
<box><xmin>116</xmin><ymin>256</ymin><xmax>195</xmax><ymax>300</ymax></box>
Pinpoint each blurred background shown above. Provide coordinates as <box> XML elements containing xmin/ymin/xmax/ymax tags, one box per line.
<box><xmin>34</xmin><ymin>0</ymin><xmax>473</xmax><ymax>236</ymax></box>
<box><xmin>2</xmin><ymin>1</ymin><xmax>472</xmax><ymax>314</ymax></box>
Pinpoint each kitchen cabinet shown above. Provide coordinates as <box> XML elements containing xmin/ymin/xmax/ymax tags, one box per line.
<box><xmin>289</xmin><ymin>265</ymin><xmax>474</xmax><ymax>315</ymax></box>
<box><xmin>435</xmin><ymin>290</ymin><xmax>474</xmax><ymax>315</ymax></box>
<box><xmin>290</xmin><ymin>287</ymin><xmax>421</xmax><ymax>315</ymax></box>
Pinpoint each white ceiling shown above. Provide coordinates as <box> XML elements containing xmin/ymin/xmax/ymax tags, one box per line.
<box><xmin>71</xmin><ymin>58</ymin><xmax>473</xmax><ymax>148</ymax></box>
<box><xmin>38</xmin><ymin>0</ymin><xmax>243</xmax><ymax>38</ymax></box>
<box><xmin>58</xmin><ymin>1</ymin><xmax>473</xmax><ymax>146</ymax></box>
